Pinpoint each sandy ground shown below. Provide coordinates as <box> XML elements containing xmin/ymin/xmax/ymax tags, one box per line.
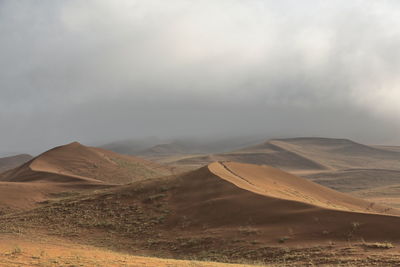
<box><xmin>0</xmin><ymin>235</ymin><xmax>259</xmax><ymax>267</ymax></box>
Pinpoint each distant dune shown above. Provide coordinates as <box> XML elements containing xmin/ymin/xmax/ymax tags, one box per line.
<box><xmin>103</xmin><ymin>137</ymin><xmax>264</xmax><ymax>157</ymax></box>
<box><xmin>0</xmin><ymin>154</ymin><xmax>32</xmax><ymax>174</ymax></box>
<box><xmin>267</xmin><ymin>137</ymin><xmax>400</xmax><ymax>171</ymax></box>
<box><xmin>164</xmin><ymin>137</ymin><xmax>400</xmax><ymax>171</ymax></box>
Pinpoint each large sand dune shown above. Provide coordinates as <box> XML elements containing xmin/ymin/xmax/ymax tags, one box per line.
<box><xmin>208</xmin><ymin>162</ymin><xmax>398</xmax><ymax>215</ymax></box>
<box><xmin>165</xmin><ymin>162</ymin><xmax>400</xmax><ymax>240</ymax></box>
<box><xmin>0</xmin><ymin>142</ymin><xmax>174</xmax><ymax>212</ymax></box>
<box><xmin>0</xmin><ymin>142</ymin><xmax>173</xmax><ymax>184</ymax></box>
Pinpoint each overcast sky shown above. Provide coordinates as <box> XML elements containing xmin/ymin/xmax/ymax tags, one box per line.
<box><xmin>1</xmin><ymin>0</ymin><xmax>400</xmax><ymax>154</ymax></box>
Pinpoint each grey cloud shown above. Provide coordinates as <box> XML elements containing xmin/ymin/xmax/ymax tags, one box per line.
<box><xmin>1</xmin><ymin>0</ymin><xmax>400</xmax><ymax>154</ymax></box>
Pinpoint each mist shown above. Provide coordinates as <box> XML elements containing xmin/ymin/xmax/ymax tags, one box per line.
<box><xmin>1</xmin><ymin>0</ymin><xmax>400</xmax><ymax>154</ymax></box>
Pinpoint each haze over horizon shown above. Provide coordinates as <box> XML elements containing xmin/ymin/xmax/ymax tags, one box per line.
<box><xmin>1</xmin><ymin>0</ymin><xmax>400</xmax><ymax>154</ymax></box>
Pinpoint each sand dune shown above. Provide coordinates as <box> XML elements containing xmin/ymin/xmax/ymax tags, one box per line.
<box><xmin>165</xmin><ymin>162</ymin><xmax>400</xmax><ymax>239</ymax></box>
<box><xmin>0</xmin><ymin>154</ymin><xmax>32</xmax><ymax>174</ymax></box>
<box><xmin>267</xmin><ymin>138</ymin><xmax>400</xmax><ymax>171</ymax></box>
<box><xmin>0</xmin><ymin>142</ymin><xmax>175</xmax><ymax>213</ymax></box>
<box><xmin>159</xmin><ymin>137</ymin><xmax>400</xmax><ymax>172</ymax></box>
<box><xmin>208</xmin><ymin>162</ymin><xmax>398</xmax><ymax>215</ymax></box>
<box><xmin>152</xmin><ymin>138</ymin><xmax>400</xmax><ymax>207</ymax></box>
<box><xmin>0</xmin><ymin>142</ymin><xmax>173</xmax><ymax>184</ymax></box>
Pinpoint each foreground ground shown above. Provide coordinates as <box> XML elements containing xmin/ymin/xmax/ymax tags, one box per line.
<box><xmin>1</xmin><ymin>234</ymin><xmax>400</xmax><ymax>267</ymax></box>
<box><xmin>0</xmin><ymin>235</ymin><xmax>261</xmax><ymax>267</ymax></box>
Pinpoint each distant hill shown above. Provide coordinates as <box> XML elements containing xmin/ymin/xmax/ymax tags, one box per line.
<box><xmin>101</xmin><ymin>137</ymin><xmax>264</xmax><ymax>157</ymax></box>
<box><xmin>166</xmin><ymin>137</ymin><xmax>400</xmax><ymax>171</ymax></box>
<box><xmin>0</xmin><ymin>154</ymin><xmax>32</xmax><ymax>173</ymax></box>
<box><xmin>100</xmin><ymin>137</ymin><xmax>161</xmax><ymax>155</ymax></box>
<box><xmin>266</xmin><ymin>138</ymin><xmax>400</xmax><ymax>170</ymax></box>
<box><xmin>374</xmin><ymin>145</ymin><xmax>400</xmax><ymax>153</ymax></box>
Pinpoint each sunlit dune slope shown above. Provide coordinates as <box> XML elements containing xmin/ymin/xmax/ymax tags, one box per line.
<box><xmin>0</xmin><ymin>142</ymin><xmax>174</xmax><ymax>212</ymax></box>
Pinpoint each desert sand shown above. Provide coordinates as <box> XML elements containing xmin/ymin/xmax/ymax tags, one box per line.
<box><xmin>1</xmin><ymin>153</ymin><xmax>400</xmax><ymax>265</ymax></box>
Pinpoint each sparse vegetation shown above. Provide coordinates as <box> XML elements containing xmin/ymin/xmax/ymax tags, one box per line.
<box><xmin>278</xmin><ymin>236</ymin><xmax>290</xmax><ymax>244</ymax></box>
<box><xmin>361</xmin><ymin>242</ymin><xmax>394</xmax><ymax>249</ymax></box>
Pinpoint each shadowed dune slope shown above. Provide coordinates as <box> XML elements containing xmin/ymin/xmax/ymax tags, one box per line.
<box><xmin>266</xmin><ymin>138</ymin><xmax>400</xmax><ymax>171</ymax></box>
<box><xmin>0</xmin><ymin>142</ymin><xmax>174</xmax><ymax>184</ymax></box>
<box><xmin>0</xmin><ymin>154</ymin><xmax>32</xmax><ymax>174</ymax></box>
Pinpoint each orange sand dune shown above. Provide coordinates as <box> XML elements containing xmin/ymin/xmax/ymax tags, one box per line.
<box><xmin>162</xmin><ymin>161</ymin><xmax>400</xmax><ymax>242</ymax></box>
<box><xmin>209</xmin><ymin>162</ymin><xmax>399</xmax><ymax>215</ymax></box>
<box><xmin>0</xmin><ymin>142</ymin><xmax>174</xmax><ymax>212</ymax></box>
<box><xmin>1</xmin><ymin>142</ymin><xmax>173</xmax><ymax>184</ymax></box>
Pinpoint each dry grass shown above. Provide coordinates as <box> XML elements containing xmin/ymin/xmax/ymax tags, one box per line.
<box><xmin>361</xmin><ymin>242</ymin><xmax>395</xmax><ymax>249</ymax></box>
<box><xmin>0</xmin><ymin>239</ymin><xmax>263</xmax><ymax>267</ymax></box>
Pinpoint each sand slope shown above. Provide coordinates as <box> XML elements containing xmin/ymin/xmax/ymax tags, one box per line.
<box><xmin>166</xmin><ymin>162</ymin><xmax>400</xmax><ymax>238</ymax></box>
<box><xmin>0</xmin><ymin>154</ymin><xmax>32</xmax><ymax>174</ymax></box>
<box><xmin>208</xmin><ymin>162</ymin><xmax>398</xmax><ymax>215</ymax></box>
<box><xmin>0</xmin><ymin>142</ymin><xmax>175</xmax><ymax>212</ymax></box>
<box><xmin>0</xmin><ymin>142</ymin><xmax>173</xmax><ymax>184</ymax></box>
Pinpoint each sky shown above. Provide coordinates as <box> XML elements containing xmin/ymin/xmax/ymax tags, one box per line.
<box><xmin>1</xmin><ymin>0</ymin><xmax>400</xmax><ymax>154</ymax></box>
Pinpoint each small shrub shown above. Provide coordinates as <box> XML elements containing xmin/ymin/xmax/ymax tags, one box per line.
<box><xmin>351</xmin><ymin>222</ymin><xmax>360</xmax><ymax>231</ymax></box>
<box><xmin>278</xmin><ymin>236</ymin><xmax>290</xmax><ymax>243</ymax></box>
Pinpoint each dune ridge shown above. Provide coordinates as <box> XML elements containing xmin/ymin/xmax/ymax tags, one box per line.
<box><xmin>208</xmin><ymin>161</ymin><xmax>399</xmax><ymax>215</ymax></box>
